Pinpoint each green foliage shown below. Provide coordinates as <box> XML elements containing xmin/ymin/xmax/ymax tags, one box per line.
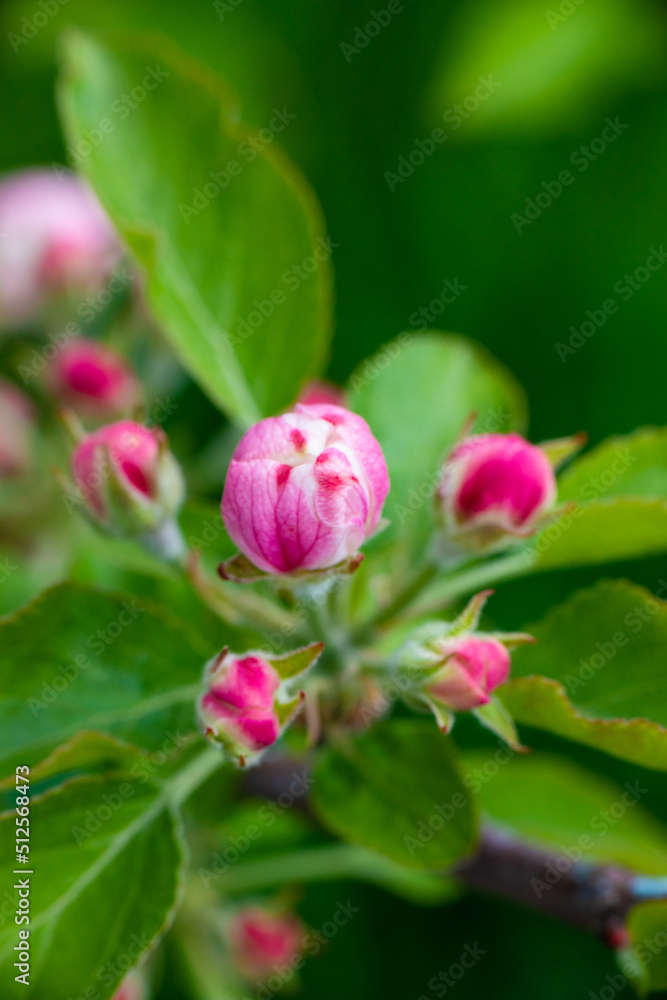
<box><xmin>57</xmin><ymin>31</ymin><xmax>333</xmax><ymax>423</ymax></box>
<box><xmin>312</xmin><ymin>718</ymin><xmax>478</xmax><ymax>869</ymax></box>
<box><xmin>0</xmin><ymin>583</ymin><xmax>209</xmax><ymax>774</ymax></box>
<box><xmin>501</xmin><ymin>580</ymin><xmax>667</xmax><ymax>770</ymax></box>
<box><xmin>0</xmin><ymin>774</ymin><xmax>185</xmax><ymax>1000</ymax></box>
<box><xmin>348</xmin><ymin>331</ymin><xmax>527</xmax><ymax>553</ymax></box>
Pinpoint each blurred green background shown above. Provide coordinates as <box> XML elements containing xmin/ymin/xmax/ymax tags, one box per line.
<box><xmin>3</xmin><ymin>0</ymin><xmax>667</xmax><ymax>995</ymax></box>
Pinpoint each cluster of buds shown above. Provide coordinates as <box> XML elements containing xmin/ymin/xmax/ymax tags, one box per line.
<box><xmin>397</xmin><ymin>590</ymin><xmax>533</xmax><ymax>748</ymax></box>
<box><xmin>0</xmin><ymin>169</ymin><xmax>121</xmax><ymax>326</ymax></box>
<box><xmin>46</xmin><ymin>337</ymin><xmax>141</xmax><ymax>418</ymax></box>
<box><xmin>228</xmin><ymin>906</ymin><xmax>304</xmax><ymax>982</ymax></box>
<box><xmin>198</xmin><ymin>643</ymin><xmax>323</xmax><ymax>766</ymax></box>
<box><xmin>220</xmin><ymin>402</ymin><xmax>389</xmax><ymax>579</ymax></box>
<box><xmin>0</xmin><ymin>380</ymin><xmax>34</xmax><ymax>478</ymax></box>
<box><xmin>436</xmin><ymin>432</ymin><xmax>559</xmax><ymax>553</ymax></box>
<box><xmin>68</xmin><ymin>420</ymin><xmax>185</xmax><ymax>556</ymax></box>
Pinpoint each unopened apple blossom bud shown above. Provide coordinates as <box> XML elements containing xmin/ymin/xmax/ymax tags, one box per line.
<box><xmin>0</xmin><ymin>380</ymin><xmax>34</xmax><ymax>477</ymax></box>
<box><xmin>229</xmin><ymin>906</ymin><xmax>304</xmax><ymax>980</ymax></box>
<box><xmin>0</xmin><ymin>169</ymin><xmax>121</xmax><ymax>326</ymax></box>
<box><xmin>436</xmin><ymin>433</ymin><xmax>556</xmax><ymax>552</ymax></box>
<box><xmin>221</xmin><ymin>403</ymin><xmax>389</xmax><ymax>576</ymax></box>
<box><xmin>425</xmin><ymin>636</ymin><xmax>510</xmax><ymax>711</ymax></box>
<box><xmin>198</xmin><ymin>643</ymin><xmax>322</xmax><ymax>766</ymax></box>
<box><xmin>112</xmin><ymin>970</ymin><xmax>148</xmax><ymax>1000</ymax></box>
<box><xmin>46</xmin><ymin>337</ymin><xmax>140</xmax><ymax>417</ymax></box>
<box><xmin>69</xmin><ymin>420</ymin><xmax>184</xmax><ymax>541</ymax></box>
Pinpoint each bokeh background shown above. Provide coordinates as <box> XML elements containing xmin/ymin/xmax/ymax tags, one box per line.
<box><xmin>2</xmin><ymin>0</ymin><xmax>667</xmax><ymax>996</ymax></box>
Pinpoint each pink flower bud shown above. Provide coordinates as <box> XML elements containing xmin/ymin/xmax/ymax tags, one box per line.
<box><xmin>47</xmin><ymin>338</ymin><xmax>140</xmax><ymax>416</ymax></box>
<box><xmin>70</xmin><ymin>420</ymin><xmax>184</xmax><ymax>535</ymax></box>
<box><xmin>437</xmin><ymin>433</ymin><xmax>556</xmax><ymax>551</ymax></box>
<box><xmin>199</xmin><ymin>651</ymin><xmax>282</xmax><ymax>758</ymax></box>
<box><xmin>229</xmin><ymin>907</ymin><xmax>304</xmax><ymax>980</ymax></box>
<box><xmin>222</xmin><ymin>403</ymin><xmax>389</xmax><ymax>575</ymax></box>
<box><xmin>425</xmin><ymin>636</ymin><xmax>511</xmax><ymax>711</ymax></box>
<box><xmin>0</xmin><ymin>169</ymin><xmax>120</xmax><ymax>325</ymax></box>
<box><xmin>0</xmin><ymin>380</ymin><xmax>34</xmax><ymax>477</ymax></box>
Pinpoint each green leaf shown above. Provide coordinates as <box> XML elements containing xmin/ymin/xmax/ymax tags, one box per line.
<box><xmin>348</xmin><ymin>331</ymin><xmax>527</xmax><ymax>553</ymax></box>
<box><xmin>0</xmin><ymin>731</ymin><xmax>142</xmax><ymax>791</ymax></box>
<box><xmin>465</xmin><ymin>750</ymin><xmax>667</xmax><ymax>875</ymax></box>
<box><xmin>311</xmin><ymin>718</ymin><xmax>478</xmax><ymax>870</ymax></box>
<box><xmin>0</xmin><ymin>773</ymin><xmax>184</xmax><ymax>1000</ymax></box>
<box><xmin>529</xmin><ymin>428</ymin><xmax>667</xmax><ymax>570</ymax></box>
<box><xmin>499</xmin><ymin>580</ymin><xmax>667</xmax><ymax>770</ymax></box>
<box><xmin>627</xmin><ymin>901</ymin><xmax>667</xmax><ymax>994</ymax></box>
<box><xmin>0</xmin><ymin>583</ymin><xmax>214</xmax><ymax>776</ymax></box>
<box><xmin>57</xmin><ymin>31</ymin><xmax>333</xmax><ymax>422</ymax></box>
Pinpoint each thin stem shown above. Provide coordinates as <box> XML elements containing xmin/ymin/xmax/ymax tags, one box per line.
<box><xmin>165</xmin><ymin>744</ymin><xmax>224</xmax><ymax>809</ymax></box>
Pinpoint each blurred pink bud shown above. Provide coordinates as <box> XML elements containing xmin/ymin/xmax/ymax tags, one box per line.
<box><xmin>437</xmin><ymin>433</ymin><xmax>556</xmax><ymax>552</ymax></box>
<box><xmin>70</xmin><ymin>420</ymin><xmax>184</xmax><ymax>535</ymax></box>
<box><xmin>0</xmin><ymin>169</ymin><xmax>121</xmax><ymax>325</ymax></box>
<box><xmin>47</xmin><ymin>338</ymin><xmax>140</xmax><ymax>416</ymax></box>
<box><xmin>199</xmin><ymin>650</ymin><xmax>282</xmax><ymax>758</ymax></box>
<box><xmin>296</xmin><ymin>380</ymin><xmax>347</xmax><ymax>408</ymax></box>
<box><xmin>222</xmin><ymin>403</ymin><xmax>389</xmax><ymax>575</ymax></box>
<box><xmin>229</xmin><ymin>907</ymin><xmax>304</xmax><ymax>980</ymax></box>
<box><xmin>112</xmin><ymin>970</ymin><xmax>147</xmax><ymax>1000</ymax></box>
<box><xmin>0</xmin><ymin>380</ymin><xmax>34</xmax><ymax>477</ymax></box>
<box><xmin>425</xmin><ymin>636</ymin><xmax>511</xmax><ymax>712</ymax></box>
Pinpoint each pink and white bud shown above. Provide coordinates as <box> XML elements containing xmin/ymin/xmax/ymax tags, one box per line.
<box><xmin>70</xmin><ymin>420</ymin><xmax>184</xmax><ymax>537</ymax></box>
<box><xmin>47</xmin><ymin>337</ymin><xmax>140</xmax><ymax>417</ymax></box>
<box><xmin>198</xmin><ymin>643</ymin><xmax>322</xmax><ymax>766</ymax></box>
<box><xmin>0</xmin><ymin>380</ymin><xmax>34</xmax><ymax>477</ymax></box>
<box><xmin>199</xmin><ymin>651</ymin><xmax>282</xmax><ymax>760</ymax></box>
<box><xmin>0</xmin><ymin>169</ymin><xmax>121</xmax><ymax>325</ymax></box>
<box><xmin>221</xmin><ymin>403</ymin><xmax>389</xmax><ymax>575</ymax></box>
<box><xmin>229</xmin><ymin>907</ymin><xmax>304</xmax><ymax>980</ymax></box>
<box><xmin>425</xmin><ymin>636</ymin><xmax>511</xmax><ymax>712</ymax></box>
<box><xmin>111</xmin><ymin>970</ymin><xmax>148</xmax><ymax>1000</ymax></box>
<box><xmin>437</xmin><ymin>433</ymin><xmax>556</xmax><ymax>552</ymax></box>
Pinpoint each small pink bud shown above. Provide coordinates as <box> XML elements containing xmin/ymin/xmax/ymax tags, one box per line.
<box><xmin>229</xmin><ymin>907</ymin><xmax>304</xmax><ymax>980</ymax></box>
<box><xmin>0</xmin><ymin>380</ymin><xmax>34</xmax><ymax>477</ymax></box>
<box><xmin>296</xmin><ymin>379</ymin><xmax>347</xmax><ymax>408</ymax></box>
<box><xmin>111</xmin><ymin>970</ymin><xmax>147</xmax><ymax>1000</ymax></box>
<box><xmin>199</xmin><ymin>651</ymin><xmax>282</xmax><ymax>759</ymax></box>
<box><xmin>425</xmin><ymin>636</ymin><xmax>511</xmax><ymax>712</ymax></box>
<box><xmin>70</xmin><ymin>420</ymin><xmax>184</xmax><ymax>536</ymax></box>
<box><xmin>0</xmin><ymin>169</ymin><xmax>120</xmax><ymax>325</ymax></box>
<box><xmin>47</xmin><ymin>337</ymin><xmax>140</xmax><ymax>416</ymax></box>
<box><xmin>437</xmin><ymin>433</ymin><xmax>556</xmax><ymax>552</ymax></box>
<box><xmin>222</xmin><ymin>403</ymin><xmax>389</xmax><ymax>575</ymax></box>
